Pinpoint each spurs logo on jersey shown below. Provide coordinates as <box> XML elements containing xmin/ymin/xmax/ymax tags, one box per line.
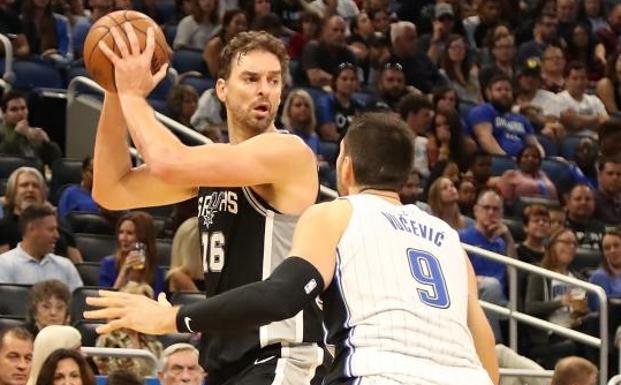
<box><xmin>198</xmin><ymin>191</ymin><xmax>238</xmax><ymax>228</ymax></box>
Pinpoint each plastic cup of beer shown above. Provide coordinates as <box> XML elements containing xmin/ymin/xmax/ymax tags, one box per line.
<box><xmin>133</xmin><ymin>242</ymin><xmax>146</xmax><ymax>270</ymax></box>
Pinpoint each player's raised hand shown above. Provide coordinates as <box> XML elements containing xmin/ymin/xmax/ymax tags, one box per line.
<box><xmin>97</xmin><ymin>24</ymin><xmax>168</xmax><ymax>97</ymax></box>
<box><xmin>84</xmin><ymin>290</ymin><xmax>178</xmax><ymax>335</ymax></box>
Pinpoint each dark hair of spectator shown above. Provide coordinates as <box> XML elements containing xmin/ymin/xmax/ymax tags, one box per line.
<box><xmin>441</xmin><ymin>34</ymin><xmax>474</xmax><ymax>88</ymax></box>
<box><xmin>398</xmin><ymin>93</ymin><xmax>432</xmax><ymax>120</ymax></box>
<box><xmin>517</xmin><ymin>143</ymin><xmax>542</xmax><ymax>164</ymax></box>
<box><xmin>486</xmin><ymin>72</ymin><xmax>512</xmax><ymax>89</ymax></box>
<box><xmin>597</xmin><ymin>154</ymin><xmax>621</xmax><ymax>172</ymax></box>
<box><xmin>601</xmin><ymin>229</ymin><xmax>621</xmax><ymax>275</ymax></box>
<box><xmin>0</xmin><ymin>327</ymin><xmax>33</xmax><ymax>351</ymax></box>
<box><xmin>434</xmin><ymin>107</ymin><xmax>468</xmax><ymax>170</ymax></box>
<box><xmin>577</xmin><ymin>0</ymin><xmax>607</xmax><ymax>21</ymax></box>
<box><xmin>166</xmin><ymin>84</ymin><xmax>198</xmax><ymax>123</ymax></box>
<box><xmin>342</xmin><ymin>113</ymin><xmax>413</xmax><ymax>191</ymax></box>
<box><xmin>190</xmin><ymin>0</ymin><xmax>218</xmax><ymax>25</ymax></box>
<box><xmin>106</xmin><ymin>369</ymin><xmax>143</xmax><ymax>385</ymax></box>
<box><xmin>18</xmin><ymin>203</ymin><xmax>56</xmax><ymax>236</ymax></box>
<box><xmin>218</xmin><ymin>9</ymin><xmax>247</xmax><ymax>41</ymax></box>
<box><xmin>431</xmin><ymin>85</ymin><xmax>459</xmax><ymax>109</ymax></box>
<box><xmin>522</xmin><ymin>204</ymin><xmax>550</xmax><ymax>225</ymax></box>
<box><xmin>0</xmin><ymin>90</ymin><xmax>26</xmax><ymax>112</ymax></box>
<box><xmin>35</xmin><ymin>349</ymin><xmax>96</xmax><ymax>385</ymax></box>
<box><xmin>27</xmin><ymin>280</ymin><xmax>71</xmax><ymax>326</ymax></box>
<box><xmin>21</xmin><ymin>0</ymin><xmax>58</xmax><ymax>54</ymax></box>
<box><xmin>82</xmin><ymin>156</ymin><xmax>93</xmax><ymax>171</ymax></box>
<box><xmin>114</xmin><ymin>211</ymin><xmax>159</xmax><ymax>285</ymax></box>
<box><xmin>543</xmin><ymin>228</ymin><xmax>576</xmax><ymax>271</ymax></box>
<box><xmin>251</xmin><ymin>12</ymin><xmax>282</xmax><ymax>35</ymax></box>
<box><xmin>218</xmin><ymin>30</ymin><xmax>287</xmax><ymax>82</ymax></box>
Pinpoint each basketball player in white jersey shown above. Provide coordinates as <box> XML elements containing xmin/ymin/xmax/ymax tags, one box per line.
<box><xmin>86</xmin><ymin>113</ymin><xmax>499</xmax><ymax>385</ymax></box>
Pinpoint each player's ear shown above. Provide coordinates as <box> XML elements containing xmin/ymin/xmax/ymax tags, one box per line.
<box><xmin>215</xmin><ymin>78</ymin><xmax>227</xmax><ymax>102</ymax></box>
<box><xmin>342</xmin><ymin>155</ymin><xmax>355</xmax><ymax>190</ymax></box>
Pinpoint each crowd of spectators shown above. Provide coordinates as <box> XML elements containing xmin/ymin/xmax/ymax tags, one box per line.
<box><xmin>2</xmin><ymin>0</ymin><xmax>621</xmax><ymax>381</ymax></box>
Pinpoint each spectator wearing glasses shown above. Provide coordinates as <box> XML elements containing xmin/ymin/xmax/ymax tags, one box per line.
<box><xmin>439</xmin><ymin>34</ymin><xmax>482</xmax><ymax>107</ymax></box>
<box><xmin>541</xmin><ymin>44</ymin><xmax>567</xmax><ymax>93</ymax></box>
<box><xmin>517</xmin><ymin>12</ymin><xmax>559</xmax><ymax>65</ymax></box>
<box><xmin>417</xmin><ymin>3</ymin><xmax>457</xmax><ymax>65</ymax></box>
<box><xmin>518</xmin><ymin>205</ymin><xmax>552</xmax><ymax>265</ymax></box>
<box><xmin>368</xmin><ymin>61</ymin><xmax>410</xmax><ymax>112</ymax></box>
<box><xmin>460</xmin><ymin>189</ymin><xmax>517</xmax><ymax>342</ymax></box>
<box><xmin>479</xmin><ymin>32</ymin><xmax>516</xmax><ymax>87</ymax></box>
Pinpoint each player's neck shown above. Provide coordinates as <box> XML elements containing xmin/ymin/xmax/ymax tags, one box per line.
<box><xmin>356</xmin><ymin>187</ymin><xmax>401</xmax><ymax>204</ymax></box>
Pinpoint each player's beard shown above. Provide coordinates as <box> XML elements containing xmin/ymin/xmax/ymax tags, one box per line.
<box><xmin>229</xmin><ymin>100</ymin><xmax>276</xmax><ymax>135</ymax></box>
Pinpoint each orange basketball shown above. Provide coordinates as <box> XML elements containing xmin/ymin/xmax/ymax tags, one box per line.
<box><xmin>83</xmin><ymin>10</ymin><xmax>170</xmax><ymax>92</ymax></box>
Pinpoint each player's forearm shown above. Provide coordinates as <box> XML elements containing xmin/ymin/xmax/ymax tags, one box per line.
<box><xmin>176</xmin><ymin>257</ymin><xmax>323</xmax><ymax>333</ymax></box>
<box><xmin>117</xmin><ymin>94</ymin><xmax>186</xmax><ymax>176</ymax></box>
<box><xmin>92</xmin><ymin>93</ymin><xmax>134</xmax><ymax>207</ymax></box>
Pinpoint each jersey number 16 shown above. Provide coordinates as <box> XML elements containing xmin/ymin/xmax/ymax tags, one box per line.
<box><xmin>202</xmin><ymin>231</ymin><xmax>225</xmax><ymax>272</ymax></box>
<box><xmin>407</xmin><ymin>248</ymin><xmax>451</xmax><ymax>309</ymax></box>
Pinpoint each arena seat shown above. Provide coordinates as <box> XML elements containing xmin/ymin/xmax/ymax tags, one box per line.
<box><xmin>74</xmin><ymin>319</ymin><xmax>105</xmax><ymax>346</ymax></box>
<box><xmin>67</xmin><ymin>212</ymin><xmax>116</xmax><ymax>235</ymax></box>
<box><xmin>490</xmin><ymin>155</ymin><xmax>517</xmax><ymax>176</ymax></box>
<box><xmin>179</xmin><ymin>74</ymin><xmax>215</xmax><ymax>95</ymax></box>
<box><xmin>0</xmin><ymin>178</ymin><xmax>7</xmax><ymax>196</ymax></box>
<box><xmin>535</xmin><ymin>134</ymin><xmax>557</xmax><ymax>157</ymax></box>
<box><xmin>571</xmin><ymin>248</ymin><xmax>602</xmax><ymax>276</ymax></box>
<box><xmin>71</xmin><ymin>286</ymin><xmax>117</xmax><ymax>323</ymax></box>
<box><xmin>0</xmin><ymin>284</ymin><xmax>32</xmax><ymax>317</ymax></box>
<box><xmin>164</xmin><ymin>23</ymin><xmax>177</xmax><ymax>46</ymax></box>
<box><xmin>541</xmin><ymin>157</ymin><xmax>572</xmax><ymax>188</ymax></box>
<box><xmin>75</xmin><ymin>262</ymin><xmax>102</xmax><ymax>287</ymax></box>
<box><xmin>172</xmin><ymin>49</ymin><xmax>207</xmax><ymax>75</ymax></box>
<box><xmin>561</xmin><ymin>134</ymin><xmax>596</xmax><ymax>160</ymax></box>
<box><xmin>0</xmin><ymin>316</ymin><xmax>26</xmax><ymax>331</ymax></box>
<box><xmin>502</xmin><ymin>217</ymin><xmax>525</xmax><ymax>243</ymax></box>
<box><xmin>158</xmin><ymin>332</ymin><xmax>193</xmax><ymax>348</ymax></box>
<box><xmin>74</xmin><ymin>233</ymin><xmax>116</xmax><ymax>263</ymax></box>
<box><xmin>156</xmin><ymin>238</ymin><xmax>173</xmax><ymax>267</ymax></box>
<box><xmin>0</xmin><ymin>155</ymin><xmax>43</xmax><ymax>179</ymax></box>
<box><xmin>12</xmin><ymin>59</ymin><xmax>63</xmax><ymax>91</ymax></box>
<box><xmin>156</xmin><ymin>0</ymin><xmax>177</xmax><ymax>24</ymax></box>
<box><xmin>50</xmin><ymin>158</ymin><xmax>83</xmax><ymax>204</ymax></box>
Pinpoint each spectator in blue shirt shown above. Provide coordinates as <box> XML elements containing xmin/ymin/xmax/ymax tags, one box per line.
<box><xmin>459</xmin><ymin>189</ymin><xmax>518</xmax><ymax>342</ymax></box>
<box><xmin>468</xmin><ymin>73</ymin><xmax>544</xmax><ymax>157</ymax></box>
<box><xmin>98</xmin><ymin>211</ymin><xmax>165</xmax><ymax>296</ymax></box>
<box><xmin>72</xmin><ymin>0</ymin><xmax>113</xmax><ymax>59</ymax></box>
<box><xmin>589</xmin><ymin>229</ymin><xmax>621</xmax><ymax>311</ymax></box>
<box><xmin>58</xmin><ymin>156</ymin><xmax>99</xmax><ymax>219</ymax></box>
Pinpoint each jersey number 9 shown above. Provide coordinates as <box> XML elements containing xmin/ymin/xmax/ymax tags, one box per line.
<box><xmin>407</xmin><ymin>248</ymin><xmax>450</xmax><ymax>309</ymax></box>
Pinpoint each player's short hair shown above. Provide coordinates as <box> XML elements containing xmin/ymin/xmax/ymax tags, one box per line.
<box><xmin>551</xmin><ymin>356</ymin><xmax>597</xmax><ymax>385</ymax></box>
<box><xmin>218</xmin><ymin>30</ymin><xmax>288</xmax><ymax>82</ymax></box>
<box><xmin>342</xmin><ymin>112</ymin><xmax>413</xmax><ymax>191</ymax></box>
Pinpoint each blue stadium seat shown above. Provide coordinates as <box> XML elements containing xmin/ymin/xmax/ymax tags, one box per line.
<box><xmin>148</xmin><ymin>72</ymin><xmax>175</xmax><ymax>102</ymax></box>
<box><xmin>179</xmin><ymin>74</ymin><xmax>215</xmax><ymax>95</ymax></box>
<box><xmin>541</xmin><ymin>157</ymin><xmax>572</xmax><ymax>187</ymax></box>
<box><xmin>164</xmin><ymin>23</ymin><xmax>178</xmax><ymax>46</ymax></box>
<box><xmin>149</xmin><ymin>98</ymin><xmax>169</xmax><ymax>115</ymax></box>
<box><xmin>172</xmin><ymin>49</ymin><xmax>207</xmax><ymax>75</ymax></box>
<box><xmin>561</xmin><ymin>134</ymin><xmax>596</xmax><ymax>161</ymax></box>
<box><xmin>490</xmin><ymin>155</ymin><xmax>517</xmax><ymax>176</ymax></box>
<box><xmin>12</xmin><ymin>59</ymin><xmax>63</xmax><ymax>91</ymax></box>
<box><xmin>50</xmin><ymin>158</ymin><xmax>83</xmax><ymax>204</ymax></box>
<box><xmin>157</xmin><ymin>0</ymin><xmax>177</xmax><ymax>24</ymax></box>
<box><xmin>536</xmin><ymin>134</ymin><xmax>557</xmax><ymax>157</ymax></box>
<box><xmin>0</xmin><ymin>155</ymin><xmax>42</xmax><ymax>179</ymax></box>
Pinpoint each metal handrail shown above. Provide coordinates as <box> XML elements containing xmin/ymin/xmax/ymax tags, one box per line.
<box><xmin>0</xmin><ymin>33</ymin><xmax>15</xmax><ymax>91</ymax></box>
<box><xmin>499</xmin><ymin>368</ymin><xmax>554</xmax><ymax>378</ymax></box>
<box><xmin>82</xmin><ymin>346</ymin><xmax>159</xmax><ymax>376</ymax></box>
<box><xmin>464</xmin><ymin>244</ymin><xmax>609</xmax><ymax>384</ymax></box>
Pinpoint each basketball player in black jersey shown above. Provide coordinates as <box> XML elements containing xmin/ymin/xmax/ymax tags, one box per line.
<box><xmin>90</xmin><ymin>25</ymin><xmax>328</xmax><ymax>384</ymax></box>
<box><xmin>87</xmin><ymin>113</ymin><xmax>499</xmax><ymax>385</ymax></box>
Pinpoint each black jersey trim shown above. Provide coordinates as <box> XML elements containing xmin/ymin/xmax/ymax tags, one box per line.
<box><xmin>335</xmin><ymin>248</ymin><xmax>356</xmax><ymax>379</ymax></box>
<box><xmin>242</xmin><ymin>186</ymin><xmax>270</xmax><ymax>216</ymax></box>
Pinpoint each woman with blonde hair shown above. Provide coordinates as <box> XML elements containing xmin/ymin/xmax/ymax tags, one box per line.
<box><xmin>94</xmin><ymin>282</ymin><xmax>163</xmax><ymax>377</ymax></box>
<box><xmin>27</xmin><ymin>325</ymin><xmax>82</xmax><ymax>385</ymax></box>
<box><xmin>427</xmin><ymin>177</ymin><xmax>473</xmax><ymax>230</ymax></box>
<box><xmin>167</xmin><ymin>217</ymin><xmax>204</xmax><ymax>292</ymax></box>
<box><xmin>281</xmin><ymin>89</ymin><xmax>319</xmax><ymax>153</ymax></box>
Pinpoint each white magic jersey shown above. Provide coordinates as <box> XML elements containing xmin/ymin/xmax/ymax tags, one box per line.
<box><xmin>322</xmin><ymin>194</ymin><xmax>493</xmax><ymax>385</ymax></box>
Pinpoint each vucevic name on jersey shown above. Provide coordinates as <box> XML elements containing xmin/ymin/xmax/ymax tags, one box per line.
<box><xmin>196</xmin><ymin>186</ymin><xmax>326</xmax><ymax>383</ymax></box>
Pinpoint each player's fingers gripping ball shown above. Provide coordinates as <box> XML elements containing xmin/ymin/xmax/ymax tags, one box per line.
<box><xmin>83</xmin><ymin>10</ymin><xmax>170</xmax><ymax>92</ymax></box>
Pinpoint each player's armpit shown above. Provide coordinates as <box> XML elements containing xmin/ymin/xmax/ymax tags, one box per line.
<box><xmin>465</xmin><ymin>253</ymin><xmax>500</xmax><ymax>385</ymax></box>
<box><xmin>288</xmin><ymin>199</ymin><xmax>352</xmax><ymax>289</ymax></box>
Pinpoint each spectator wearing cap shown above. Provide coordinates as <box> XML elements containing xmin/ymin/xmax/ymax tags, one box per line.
<box><xmin>514</xmin><ymin>59</ymin><xmax>566</xmax><ymax>141</ymax></box>
<box><xmin>367</xmin><ymin>61</ymin><xmax>411</xmax><ymax>112</ymax></box>
<box><xmin>595</xmin><ymin>51</ymin><xmax>621</xmax><ymax>114</ymax></box>
<box><xmin>596</xmin><ymin>3</ymin><xmax>621</xmax><ymax>56</ymax></box>
<box><xmin>594</xmin><ymin>155</ymin><xmax>621</xmax><ymax>226</ymax></box>
<box><xmin>416</xmin><ymin>3</ymin><xmax>456</xmax><ymax>64</ymax></box>
<box><xmin>516</xmin><ymin>12</ymin><xmax>559</xmax><ymax>66</ymax></box>
<box><xmin>301</xmin><ymin>14</ymin><xmax>356</xmax><ymax>88</ymax></box>
<box><xmin>557</xmin><ymin>61</ymin><xmax>608</xmax><ymax>134</ymax></box>
<box><xmin>316</xmin><ymin>62</ymin><xmax>365</xmax><ymax>140</ymax></box>
<box><xmin>467</xmin><ymin>74</ymin><xmax>544</xmax><ymax>157</ymax></box>
<box><xmin>389</xmin><ymin>21</ymin><xmax>444</xmax><ymax>94</ymax></box>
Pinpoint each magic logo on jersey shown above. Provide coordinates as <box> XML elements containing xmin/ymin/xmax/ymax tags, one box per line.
<box><xmin>198</xmin><ymin>191</ymin><xmax>239</xmax><ymax>228</ymax></box>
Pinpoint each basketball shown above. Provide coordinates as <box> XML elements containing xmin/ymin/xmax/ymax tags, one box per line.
<box><xmin>83</xmin><ymin>10</ymin><xmax>170</xmax><ymax>92</ymax></box>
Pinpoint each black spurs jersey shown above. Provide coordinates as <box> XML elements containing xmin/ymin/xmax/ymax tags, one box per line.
<box><xmin>197</xmin><ymin>185</ymin><xmax>326</xmax><ymax>384</ymax></box>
